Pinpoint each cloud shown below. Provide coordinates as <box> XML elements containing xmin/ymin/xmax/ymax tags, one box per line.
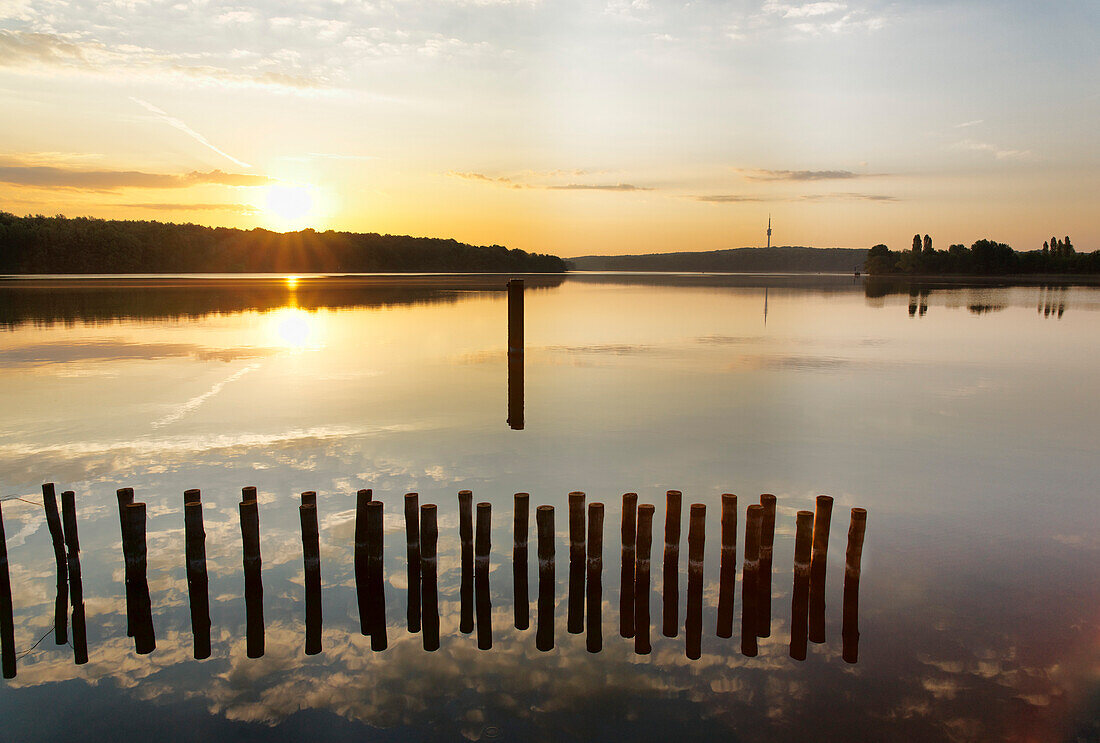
<box><xmin>545</xmin><ymin>183</ymin><xmax>652</xmax><ymax>191</ymax></box>
<box><xmin>0</xmin><ymin>162</ymin><xmax>274</xmax><ymax>191</ymax></box>
<box><xmin>130</xmin><ymin>98</ymin><xmax>251</xmax><ymax>168</ymax></box>
<box><xmin>953</xmin><ymin>119</ymin><xmax>984</xmax><ymax>129</ymax></box>
<box><xmin>691</xmin><ymin>194</ymin><xmax>767</xmax><ymax>203</ymax></box>
<box><xmin>691</xmin><ymin>192</ymin><xmax>896</xmax><ymax>203</ymax></box>
<box><xmin>448</xmin><ymin>171</ymin><xmax>653</xmax><ymax>192</ymax></box>
<box><xmin>756</xmin><ymin>1</ymin><xmax>888</xmax><ymax>35</ymax></box>
<box><xmin>739</xmin><ymin>169</ymin><xmax>881</xmax><ymax>181</ymax></box>
<box><xmin>798</xmin><ymin>192</ymin><xmax>898</xmax><ymax>201</ymax></box>
<box><xmin>118</xmin><ymin>202</ymin><xmax>259</xmax><ymax>213</ymax></box>
<box><xmin>447</xmin><ymin>171</ymin><xmax>520</xmax><ymax>187</ymax></box>
<box><xmin>951</xmin><ymin>139</ymin><xmax>1031</xmax><ymax>161</ymax></box>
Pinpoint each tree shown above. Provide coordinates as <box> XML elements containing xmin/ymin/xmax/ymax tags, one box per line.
<box><xmin>912</xmin><ymin>234</ymin><xmax>922</xmax><ymax>253</ymax></box>
<box><xmin>1064</xmin><ymin>236</ymin><xmax>1075</xmax><ymax>255</ymax></box>
<box><xmin>923</xmin><ymin>235</ymin><xmax>932</xmax><ymax>253</ymax></box>
<box><xmin>1043</xmin><ymin>241</ymin><xmax>1049</xmax><ymax>254</ymax></box>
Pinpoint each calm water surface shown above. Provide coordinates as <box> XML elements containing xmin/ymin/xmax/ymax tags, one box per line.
<box><xmin>0</xmin><ymin>274</ymin><xmax>1098</xmax><ymax>742</ymax></box>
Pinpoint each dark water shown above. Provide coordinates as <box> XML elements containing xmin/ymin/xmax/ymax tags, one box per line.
<box><xmin>0</xmin><ymin>273</ymin><xmax>1098</xmax><ymax>742</ymax></box>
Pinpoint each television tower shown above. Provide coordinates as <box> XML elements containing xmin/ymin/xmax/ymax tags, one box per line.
<box><xmin>766</xmin><ymin>215</ymin><xmax>772</xmax><ymax>249</ymax></box>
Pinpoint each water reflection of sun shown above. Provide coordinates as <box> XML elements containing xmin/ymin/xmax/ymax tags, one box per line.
<box><xmin>267</xmin><ymin>307</ymin><xmax>323</xmax><ymax>350</ymax></box>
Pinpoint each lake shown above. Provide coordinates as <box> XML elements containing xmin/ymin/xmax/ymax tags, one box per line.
<box><xmin>0</xmin><ymin>273</ymin><xmax>1098</xmax><ymax>742</ymax></box>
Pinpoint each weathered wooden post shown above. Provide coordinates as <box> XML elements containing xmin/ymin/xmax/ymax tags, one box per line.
<box><xmin>355</xmin><ymin>488</ymin><xmax>371</xmax><ymax>637</ymax></box>
<box><xmin>842</xmin><ymin>508</ymin><xmax>867</xmax><ymax>664</ymax></box>
<box><xmin>686</xmin><ymin>504</ymin><xmax>705</xmax><ymax>660</ymax></box>
<box><xmin>183</xmin><ymin>489</ymin><xmax>211</xmax><ymax>660</ymax></box>
<box><xmin>741</xmin><ymin>504</ymin><xmax>763</xmax><ymax>657</ymax></box>
<box><xmin>366</xmin><ymin>499</ymin><xmax>387</xmax><ymax>651</ymax></box>
<box><xmin>619</xmin><ymin>493</ymin><xmax>638</xmax><ymax>639</ymax></box>
<box><xmin>475</xmin><ymin>502</ymin><xmax>492</xmax><ymax>650</ymax></box>
<box><xmin>634</xmin><ymin>504</ymin><xmax>654</xmax><ymax>655</ymax></box>
<box><xmin>117</xmin><ymin>487</ymin><xmax>135</xmax><ymax>637</ymax></box>
<box><xmin>459</xmin><ymin>490</ymin><xmax>474</xmax><ymax>635</ymax></box>
<box><xmin>404</xmin><ymin>493</ymin><xmax>421</xmax><ymax>633</ymax></box>
<box><xmin>513</xmin><ymin>493</ymin><xmax>530</xmax><ymax>631</ymax></box>
<box><xmin>61</xmin><ymin>490</ymin><xmax>88</xmax><ymax>665</ymax></box>
<box><xmin>586</xmin><ymin>502</ymin><xmax>604</xmax><ymax>654</ymax></box>
<box><xmin>239</xmin><ymin>487</ymin><xmax>264</xmax><ymax>658</ymax></box>
<box><xmin>507</xmin><ymin>277</ymin><xmax>525</xmax><ymax>431</ymax></box>
<box><xmin>123</xmin><ymin>502</ymin><xmax>155</xmax><ymax>655</ymax></box>
<box><xmin>663</xmin><ymin>490</ymin><xmax>682</xmax><ymax>638</ymax></box>
<box><xmin>536</xmin><ymin>505</ymin><xmax>555</xmax><ymax>652</ymax></box>
<box><xmin>420</xmin><ymin>504</ymin><xmax>440</xmax><ymax>652</ymax></box>
<box><xmin>42</xmin><ymin>483</ymin><xmax>68</xmax><ymax>645</ymax></box>
<box><xmin>716</xmin><ymin>493</ymin><xmax>737</xmax><ymax>639</ymax></box>
<box><xmin>300</xmin><ymin>492</ymin><xmax>322</xmax><ymax>655</ymax></box>
<box><xmin>757</xmin><ymin>494</ymin><xmax>777</xmax><ymax>639</ymax></box>
<box><xmin>809</xmin><ymin>495</ymin><xmax>833</xmax><ymax>644</ymax></box>
<box><xmin>567</xmin><ymin>491</ymin><xmax>586</xmax><ymax>635</ymax></box>
<box><xmin>0</xmin><ymin>502</ymin><xmax>15</xmax><ymax>678</ymax></box>
<box><xmin>789</xmin><ymin>510</ymin><xmax>814</xmax><ymax>661</ymax></box>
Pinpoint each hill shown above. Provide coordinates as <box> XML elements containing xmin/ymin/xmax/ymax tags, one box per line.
<box><xmin>569</xmin><ymin>246</ymin><xmax>867</xmax><ymax>273</ymax></box>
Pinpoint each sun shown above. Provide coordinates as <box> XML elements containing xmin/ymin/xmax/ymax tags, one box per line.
<box><xmin>262</xmin><ymin>184</ymin><xmax>315</xmax><ymax>231</ymax></box>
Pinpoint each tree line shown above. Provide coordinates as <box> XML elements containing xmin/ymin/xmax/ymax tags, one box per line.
<box><xmin>864</xmin><ymin>234</ymin><xmax>1098</xmax><ymax>275</ymax></box>
<box><xmin>0</xmin><ymin>213</ymin><xmax>568</xmax><ymax>274</ymax></box>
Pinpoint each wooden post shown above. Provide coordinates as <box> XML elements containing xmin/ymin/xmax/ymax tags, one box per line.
<box><xmin>239</xmin><ymin>491</ymin><xmax>264</xmax><ymax>659</ymax></box>
<box><xmin>567</xmin><ymin>491</ymin><xmax>585</xmax><ymax>635</ymax></box>
<box><xmin>586</xmin><ymin>502</ymin><xmax>604</xmax><ymax>654</ymax></box>
<box><xmin>404</xmin><ymin>493</ymin><xmax>421</xmax><ymax>634</ymax></box>
<box><xmin>536</xmin><ymin>505</ymin><xmax>555</xmax><ymax>652</ymax></box>
<box><xmin>507</xmin><ymin>278</ymin><xmax>524</xmax><ymax>353</ymax></box>
<box><xmin>117</xmin><ymin>487</ymin><xmax>135</xmax><ymax>638</ymax></box>
<box><xmin>475</xmin><ymin>502</ymin><xmax>492</xmax><ymax>650</ymax></box>
<box><xmin>843</xmin><ymin>508</ymin><xmax>867</xmax><ymax>664</ymax></box>
<box><xmin>789</xmin><ymin>510</ymin><xmax>814</xmax><ymax>661</ymax></box>
<box><xmin>633</xmin><ymin>504</ymin><xmax>654</xmax><ymax>655</ymax></box>
<box><xmin>366</xmin><ymin>499</ymin><xmax>387</xmax><ymax>651</ymax></box>
<box><xmin>420</xmin><ymin>504</ymin><xmax>440</xmax><ymax>652</ymax></box>
<box><xmin>757</xmin><ymin>493</ymin><xmax>777</xmax><ymax>639</ymax></box>
<box><xmin>619</xmin><ymin>493</ymin><xmax>638</xmax><ymax>639</ymax></box>
<box><xmin>183</xmin><ymin>489</ymin><xmax>210</xmax><ymax>660</ymax></box>
<box><xmin>459</xmin><ymin>490</ymin><xmax>474</xmax><ymax>635</ymax></box>
<box><xmin>0</xmin><ymin>502</ymin><xmax>15</xmax><ymax>678</ymax></box>
<box><xmin>716</xmin><ymin>493</ymin><xmax>737</xmax><ymax>639</ymax></box>
<box><xmin>355</xmin><ymin>489</ymin><xmax>371</xmax><ymax>637</ymax></box>
<box><xmin>513</xmin><ymin>493</ymin><xmax>530</xmax><ymax>631</ymax></box>
<box><xmin>61</xmin><ymin>491</ymin><xmax>88</xmax><ymax>665</ymax></box>
<box><xmin>42</xmin><ymin>483</ymin><xmax>68</xmax><ymax>645</ymax></box>
<box><xmin>686</xmin><ymin>504</ymin><xmax>705</xmax><ymax>660</ymax></box>
<box><xmin>123</xmin><ymin>502</ymin><xmax>155</xmax><ymax>655</ymax></box>
<box><xmin>741</xmin><ymin>504</ymin><xmax>763</xmax><ymax>657</ymax></box>
<box><xmin>809</xmin><ymin>495</ymin><xmax>833</xmax><ymax>644</ymax></box>
<box><xmin>300</xmin><ymin>495</ymin><xmax>322</xmax><ymax>656</ymax></box>
<box><xmin>662</xmin><ymin>490</ymin><xmax>682</xmax><ymax>638</ymax></box>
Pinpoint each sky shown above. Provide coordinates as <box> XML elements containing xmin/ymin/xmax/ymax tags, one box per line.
<box><xmin>0</xmin><ymin>0</ymin><xmax>1098</xmax><ymax>257</ymax></box>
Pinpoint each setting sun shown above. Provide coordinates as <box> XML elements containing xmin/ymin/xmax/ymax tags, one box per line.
<box><xmin>263</xmin><ymin>184</ymin><xmax>315</xmax><ymax>232</ymax></box>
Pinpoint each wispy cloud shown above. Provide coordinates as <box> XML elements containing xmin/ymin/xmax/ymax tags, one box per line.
<box><xmin>691</xmin><ymin>194</ymin><xmax>767</xmax><ymax>203</ymax></box>
<box><xmin>152</xmin><ymin>363</ymin><xmax>261</xmax><ymax>427</ymax></box>
<box><xmin>448</xmin><ymin>171</ymin><xmax>651</xmax><ymax>191</ymax></box>
<box><xmin>546</xmin><ymin>183</ymin><xmax>652</xmax><ymax>191</ymax></box>
<box><xmin>0</xmin><ymin>161</ymin><xmax>274</xmax><ymax>191</ymax></box>
<box><xmin>118</xmin><ymin>202</ymin><xmax>259</xmax><ymax>213</ymax></box>
<box><xmin>798</xmin><ymin>192</ymin><xmax>898</xmax><ymax>202</ymax></box>
<box><xmin>951</xmin><ymin>139</ymin><xmax>1031</xmax><ymax>161</ymax></box>
<box><xmin>692</xmin><ymin>192</ymin><xmax>897</xmax><ymax>203</ymax></box>
<box><xmin>131</xmin><ymin>97</ymin><xmax>251</xmax><ymax>168</ymax></box>
<box><xmin>739</xmin><ymin>168</ymin><xmax>883</xmax><ymax>181</ymax></box>
<box><xmin>448</xmin><ymin>170</ymin><xmax>521</xmax><ymax>187</ymax></box>
<box><xmin>953</xmin><ymin>119</ymin><xmax>984</xmax><ymax>129</ymax></box>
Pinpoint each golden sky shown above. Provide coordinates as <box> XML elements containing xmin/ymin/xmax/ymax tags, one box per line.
<box><xmin>1</xmin><ymin>0</ymin><xmax>1097</xmax><ymax>257</ymax></box>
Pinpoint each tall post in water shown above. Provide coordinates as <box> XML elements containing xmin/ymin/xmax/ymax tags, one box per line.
<box><xmin>42</xmin><ymin>483</ymin><xmax>68</xmax><ymax>645</ymax></box>
<box><xmin>122</xmin><ymin>502</ymin><xmax>155</xmax><ymax>655</ymax></box>
<box><xmin>809</xmin><ymin>495</ymin><xmax>834</xmax><ymax>644</ymax></box>
<box><xmin>662</xmin><ymin>490</ymin><xmax>682</xmax><ymax>638</ymax></box>
<box><xmin>685</xmin><ymin>504</ymin><xmax>705</xmax><ymax>660</ymax></box>
<box><xmin>716</xmin><ymin>494</ymin><xmax>737</xmax><ymax>638</ymax></box>
<box><xmin>459</xmin><ymin>490</ymin><xmax>474</xmax><ymax>634</ymax></box>
<box><xmin>0</xmin><ymin>502</ymin><xmax>16</xmax><ymax>678</ymax></box>
<box><xmin>513</xmin><ymin>493</ymin><xmax>530</xmax><ymax>631</ymax></box>
<box><xmin>567</xmin><ymin>491</ymin><xmax>586</xmax><ymax>635</ymax></box>
<box><xmin>741</xmin><ymin>504</ymin><xmax>763</xmax><ymax>657</ymax></box>
<box><xmin>61</xmin><ymin>490</ymin><xmax>88</xmax><ymax>665</ymax></box>
<box><xmin>507</xmin><ymin>278</ymin><xmax>525</xmax><ymax>430</ymax></box>
<box><xmin>355</xmin><ymin>489</ymin><xmax>371</xmax><ymax>637</ymax></box>
<box><xmin>789</xmin><ymin>510</ymin><xmax>814</xmax><ymax>661</ymax></box>
<box><xmin>239</xmin><ymin>486</ymin><xmax>264</xmax><ymax>658</ymax></box>
<box><xmin>404</xmin><ymin>493</ymin><xmax>421</xmax><ymax>633</ymax></box>
<box><xmin>536</xmin><ymin>505</ymin><xmax>555</xmax><ymax>652</ymax></box>
<box><xmin>757</xmin><ymin>494</ymin><xmax>777</xmax><ymax>639</ymax></box>
<box><xmin>475</xmin><ymin>502</ymin><xmax>492</xmax><ymax>650</ymax></box>
<box><xmin>300</xmin><ymin>492</ymin><xmax>322</xmax><ymax>655</ymax></box>
<box><xmin>619</xmin><ymin>493</ymin><xmax>638</xmax><ymax>639</ymax></box>
<box><xmin>634</xmin><ymin>504</ymin><xmax>655</xmax><ymax>655</ymax></box>
<box><xmin>842</xmin><ymin>508</ymin><xmax>867</xmax><ymax>664</ymax></box>
<box><xmin>420</xmin><ymin>504</ymin><xmax>440</xmax><ymax>651</ymax></box>
<box><xmin>366</xmin><ymin>499</ymin><xmax>387</xmax><ymax>651</ymax></box>
<box><xmin>586</xmin><ymin>502</ymin><xmax>604</xmax><ymax>654</ymax></box>
<box><xmin>183</xmin><ymin>489</ymin><xmax>211</xmax><ymax>660</ymax></box>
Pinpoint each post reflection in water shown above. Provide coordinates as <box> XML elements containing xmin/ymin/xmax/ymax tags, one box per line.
<box><xmin>116</xmin><ymin>487</ymin><xmax>135</xmax><ymax>639</ymax></box>
<box><xmin>536</xmin><ymin>505</ymin><xmax>555</xmax><ymax>652</ymax></box>
<box><xmin>404</xmin><ymin>493</ymin><xmax>421</xmax><ymax>634</ymax></box>
<box><xmin>300</xmin><ymin>492</ymin><xmax>322</xmax><ymax>656</ymax></box>
<box><xmin>757</xmin><ymin>494</ymin><xmax>776</xmax><ymax>639</ymax></box>
<box><xmin>42</xmin><ymin>483</ymin><xmax>69</xmax><ymax>647</ymax></box>
<box><xmin>1</xmin><ymin>502</ymin><xmax>15</xmax><ymax>679</ymax></box>
<box><xmin>419</xmin><ymin>505</ymin><xmax>440</xmax><ymax>652</ymax></box>
<box><xmin>809</xmin><ymin>495</ymin><xmax>834</xmax><ymax>645</ymax></box>
<box><xmin>716</xmin><ymin>494</ymin><xmax>737</xmax><ymax>639</ymax></box>
<box><xmin>513</xmin><ymin>493</ymin><xmax>530</xmax><ymax>631</ymax></box>
<box><xmin>618</xmin><ymin>493</ymin><xmax>637</xmax><ymax>640</ymax></box>
<box><xmin>354</xmin><ymin>489</ymin><xmax>371</xmax><ymax>638</ymax></box>
<box><xmin>240</xmin><ymin>487</ymin><xmax>264</xmax><ymax>659</ymax></box>
<box><xmin>740</xmin><ymin>505</ymin><xmax>762</xmax><ymax>657</ymax></box>
<box><xmin>507</xmin><ymin>278</ymin><xmax>524</xmax><ymax>430</ymax></box>
<box><xmin>475</xmin><ymin>502</ymin><xmax>492</xmax><ymax>651</ymax></box>
<box><xmin>459</xmin><ymin>490</ymin><xmax>474</xmax><ymax>635</ymax></box>
<box><xmin>842</xmin><ymin>509</ymin><xmax>867</xmax><ymax>664</ymax></box>
<box><xmin>122</xmin><ymin>501</ymin><xmax>155</xmax><ymax>655</ymax></box>
<box><xmin>586</xmin><ymin>502</ymin><xmax>604</xmax><ymax>654</ymax></box>
<box><xmin>633</xmin><ymin>504</ymin><xmax>654</xmax><ymax>655</ymax></box>
<box><xmin>61</xmin><ymin>490</ymin><xmax>88</xmax><ymax>665</ymax></box>
<box><xmin>662</xmin><ymin>490</ymin><xmax>682</xmax><ymax>639</ymax></box>
<box><xmin>567</xmin><ymin>492</ymin><xmax>586</xmax><ymax>635</ymax></box>
<box><xmin>789</xmin><ymin>510</ymin><xmax>814</xmax><ymax>661</ymax></box>
<box><xmin>685</xmin><ymin>504</ymin><xmax>705</xmax><ymax>660</ymax></box>
<box><xmin>184</xmin><ymin>489</ymin><xmax>211</xmax><ymax>660</ymax></box>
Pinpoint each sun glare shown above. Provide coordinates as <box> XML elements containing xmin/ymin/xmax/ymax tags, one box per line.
<box><xmin>267</xmin><ymin>307</ymin><xmax>322</xmax><ymax>350</ymax></box>
<box><xmin>263</xmin><ymin>184</ymin><xmax>315</xmax><ymax>231</ymax></box>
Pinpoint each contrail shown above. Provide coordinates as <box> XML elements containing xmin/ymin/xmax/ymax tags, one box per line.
<box><xmin>152</xmin><ymin>363</ymin><xmax>260</xmax><ymax>427</ymax></box>
<box><xmin>131</xmin><ymin>97</ymin><xmax>252</xmax><ymax>169</ymax></box>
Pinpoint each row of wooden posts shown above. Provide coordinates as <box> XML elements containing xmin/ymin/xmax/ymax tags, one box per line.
<box><xmin>0</xmin><ymin>485</ymin><xmax>867</xmax><ymax>679</ymax></box>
